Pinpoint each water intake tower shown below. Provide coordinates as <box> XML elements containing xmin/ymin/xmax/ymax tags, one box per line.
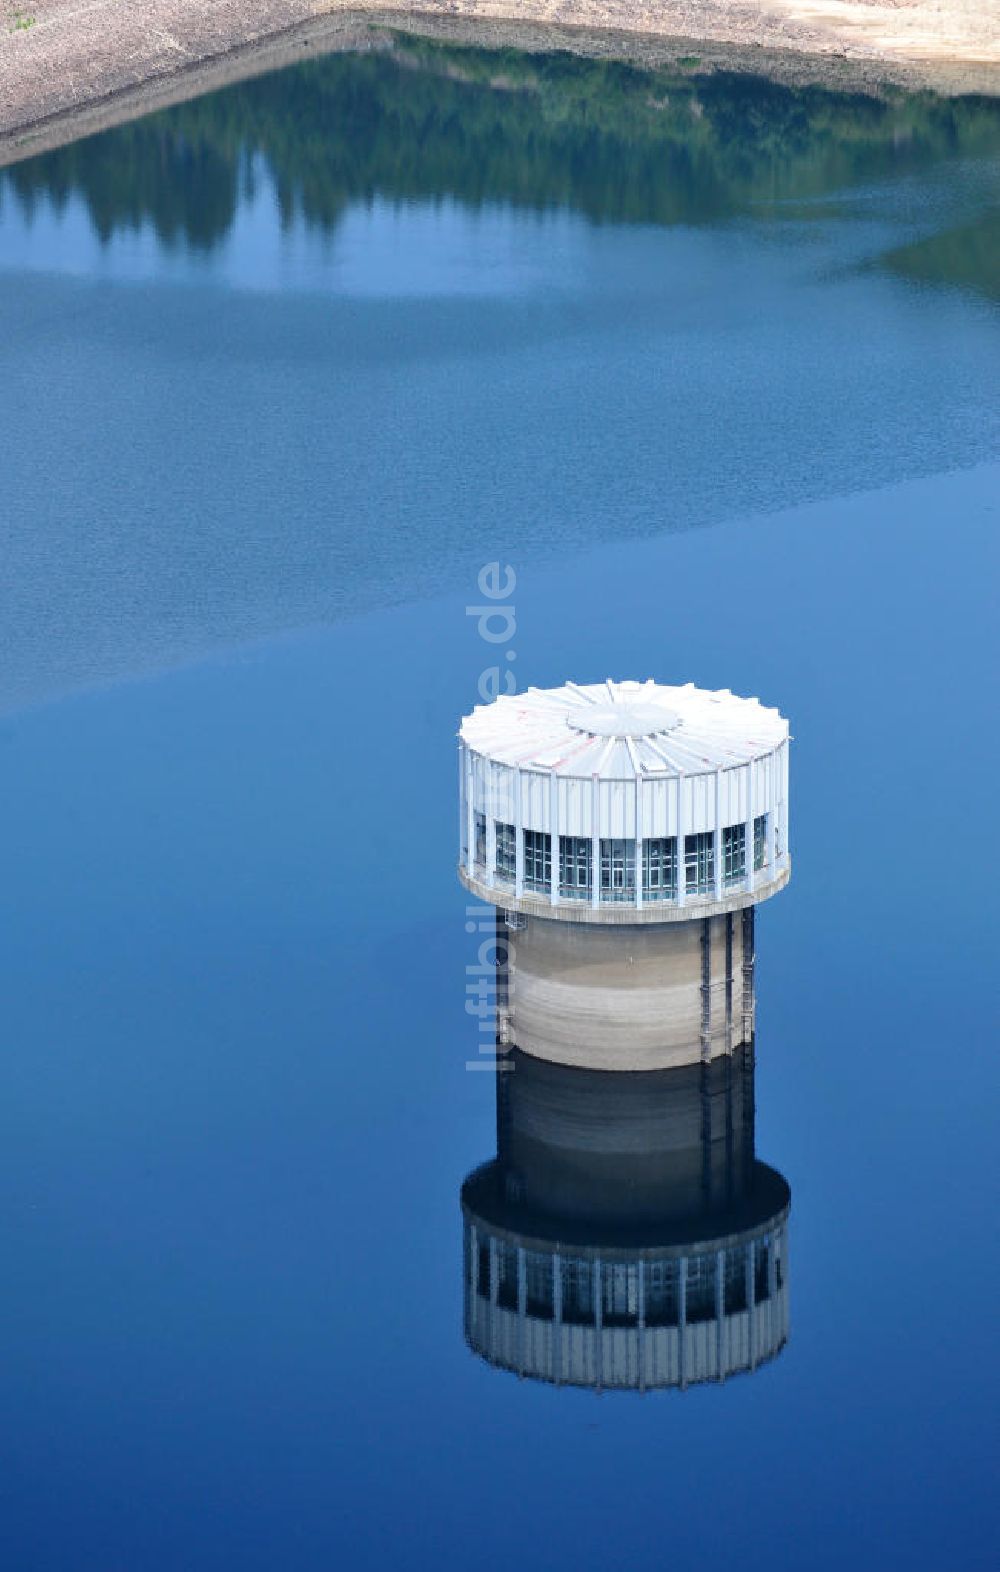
<box><xmin>458</xmin><ymin>679</ymin><xmax>791</xmax><ymax>1071</ymax></box>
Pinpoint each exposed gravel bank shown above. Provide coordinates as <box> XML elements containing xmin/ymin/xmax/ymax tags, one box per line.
<box><xmin>1</xmin><ymin>0</ymin><xmax>998</xmax><ymax>167</ymax></box>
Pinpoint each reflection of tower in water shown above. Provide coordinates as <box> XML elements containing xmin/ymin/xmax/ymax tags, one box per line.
<box><xmin>461</xmin><ymin>1041</ymin><xmax>790</xmax><ymax>1392</ymax></box>
<box><xmin>458</xmin><ymin>679</ymin><xmax>792</xmax><ymax>1390</ymax></box>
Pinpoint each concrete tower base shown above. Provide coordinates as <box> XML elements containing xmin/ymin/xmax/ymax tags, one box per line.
<box><xmin>500</xmin><ymin>907</ymin><xmax>754</xmax><ymax>1072</ymax></box>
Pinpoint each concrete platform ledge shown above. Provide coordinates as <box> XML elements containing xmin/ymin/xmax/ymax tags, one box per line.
<box><xmin>458</xmin><ymin>860</ymin><xmax>791</xmax><ymax>924</ymax></box>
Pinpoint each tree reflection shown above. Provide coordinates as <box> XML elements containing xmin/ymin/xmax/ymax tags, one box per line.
<box><xmin>4</xmin><ymin>34</ymin><xmax>1000</xmax><ymax>251</ymax></box>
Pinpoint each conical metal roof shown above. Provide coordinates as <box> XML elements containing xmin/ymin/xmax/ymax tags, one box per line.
<box><xmin>460</xmin><ymin>679</ymin><xmax>787</xmax><ymax>780</ymax></box>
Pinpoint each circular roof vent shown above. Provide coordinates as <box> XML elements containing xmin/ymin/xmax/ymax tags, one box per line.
<box><xmin>566</xmin><ymin>701</ymin><xmax>681</xmax><ymax>739</ymax></box>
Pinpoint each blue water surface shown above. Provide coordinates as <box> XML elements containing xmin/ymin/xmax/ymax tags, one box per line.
<box><xmin>0</xmin><ymin>41</ymin><xmax>998</xmax><ymax>1572</ymax></box>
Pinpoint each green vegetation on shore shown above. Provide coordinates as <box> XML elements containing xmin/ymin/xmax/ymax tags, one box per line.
<box><xmin>3</xmin><ymin>29</ymin><xmax>999</xmax><ymax>274</ymax></box>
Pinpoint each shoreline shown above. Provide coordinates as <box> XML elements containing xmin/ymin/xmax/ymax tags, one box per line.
<box><xmin>1</xmin><ymin>1</ymin><xmax>999</xmax><ymax>169</ymax></box>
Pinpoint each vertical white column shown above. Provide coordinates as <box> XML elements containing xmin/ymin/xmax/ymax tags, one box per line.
<box><xmin>764</xmin><ymin>1233</ymin><xmax>777</xmax><ymax>1349</ymax></box>
<box><xmin>517</xmin><ymin>1245</ymin><xmax>527</xmax><ymax>1376</ymax></box>
<box><xmin>634</xmin><ymin>776</ymin><xmax>644</xmax><ymax>912</ymax></box>
<box><xmin>715</xmin><ymin>1248</ymin><xmax>726</xmax><ymax>1382</ymax></box>
<box><xmin>591</xmin><ymin>775</ymin><xmax>600</xmax><ymax>910</ymax></box>
<box><xmin>747</xmin><ymin>1241</ymin><xmax>757</xmax><ymax>1371</ymax></box>
<box><xmin>783</xmin><ymin>738</ymin><xmax>791</xmax><ymax>867</ymax></box>
<box><xmin>676</xmin><ymin>774</ymin><xmax>686</xmax><ymax>909</ymax></box>
<box><xmin>458</xmin><ymin>743</ymin><xmax>467</xmax><ymax>867</ymax></box>
<box><xmin>553</xmin><ymin>1254</ymin><xmax>564</xmax><ymax>1387</ymax></box>
<box><xmin>593</xmin><ymin>1257</ymin><xmax>603</xmax><ymax>1391</ymax></box>
<box><xmin>488</xmin><ymin>1235</ymin><xmax>499</xmax><ymax>1350</ymax></box>
<box><xmin>486</xmin><ymin>761</ymin><xmax>496</xmax><ymax>888</ymax></box>
<box><xmin>637</xmin><ymin>1257</ymin><xmax>646</xmax><ymax>1394</ymax></box>
<box><xmin>465</xmin><ymin>745</ymin><xmax>475</xmax><ymax>877</ymax></box>
<box><xmin>714</xmin><ymin>768</ymin><xmax>724</xmax><ymax>900</ymax></box>
<box><xmin>779</xmin><ymin>1219</ymin><xmax>789</xmax><ymax>1333</ymax></box>
<box><xmin>514</xmin><ymin>765</ymin><xmax>524</xmax><ymax>899</ymax></box>
<box><xmin>678</xmin><ymin>1256</ymin><xmax>688</xmax><ymax>1389</ymax></box>
<box><xmin>769</xmin><ymin>754</ymin><xmax>779</xmax><ymax>877</ymax></box>
<box><xmin>745</xmin><ymin>759</ymin><xmax>755</xmax><ymax>896</ymax></box>
<box><xmin>549</xmin><ymin>773</ymin><xmax>559</xmax><ymax>905</ymax></box>
<box><xmin>471</xmin><ymin>1213</ymin><xmax>481</xmax><ymax>1326</ymax></box>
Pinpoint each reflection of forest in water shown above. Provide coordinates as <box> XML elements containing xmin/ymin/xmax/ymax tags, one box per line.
<box><xmin>3</xmin><ymin>33</ymin><xmax>999</xmax><ymax>294</ymax></box>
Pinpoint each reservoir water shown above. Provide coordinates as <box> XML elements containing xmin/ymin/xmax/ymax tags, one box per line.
<box><xmin>1</xmin><ymin>35</ymin><xmax>998</xmax><ymax>1570</ymax></box>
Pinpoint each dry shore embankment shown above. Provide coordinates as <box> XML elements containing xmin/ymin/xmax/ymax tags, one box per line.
<box><xmin>1</xmin><ymin>0</ymin><xmax>998</xmax><ymax>167</ymax></box>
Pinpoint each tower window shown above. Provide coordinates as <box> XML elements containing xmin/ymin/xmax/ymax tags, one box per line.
<box><xmin>561</xmin><ymin>1258</ymin><xmax>595</xmax><ymax>1326</ymax></box>
<box><xmin>476</xmin><ymin>1240</ymin><xmax>491</xmax><ymax>1300</ymax></box>
<box><xmin>602</xmin><ymin>1262</ymin><xmax>639</xmax><ymax>1327</ymax></box>
<box><xmin>645</xmin><ymin>1259</ymin><xmax>679</xmax><ymax>1326</ymax></box>
<box><xmin>684</xmin><ymin>832</ymin><xmax>715</xmax><ymax>895</ymax></box>
<box><xmin>600</xmin><ymin>838</ymin><xmax>636</xmax><ymax>902</ymax></box>
<box><xmin>755</xmin><ymin>1241</ymin><xmax>771</xmax><ymax>1305</ymax></box>
<box><xmin>643</xmin><ymin>837</ymin><xmax>677</xmax><ymax>900</ymax></box>
<box><xmin>559</xmin><ymin>836</ymin><xmax>591</xmax><ymax>899</ymax></box>
<box><xmin>724</xmin><ymin>1244</ymin><xmax>748</xmax><ymax>1314</ymax></box>
<box><xmin>722</xmin><ymin>823</ymin><xmax>746</xmax><ymax>884</ymax></box>
<box><xmin>497</xmin><ymin>1242</ymin><xmax>518</xmax><ymax>1311</ymax></box>
<box><xmin>523</xmin><ymin>829</ymin><xmax>551</xmax><ymax>892</ymax></box>
<box><xmin>754</xmin><ymin>813</ymin><xmax>768</xmax><ymax>871</ymax></box>
<box><xmin>525</xmin><ymin>1251</ymin><xmax>554</xmax><ymax>1320</ymax></box>
<box><xmin>495</xmin><ymin>822</ymin><xmax>515</xmax><ymax>883</ymax></box>
<box><xmin>685</xmin><ymin>1251</ymin><xmax>717</xmax><ymax>1323</ymax></box>
<box><xmin>473</xmin><ymin>811</ymin><xmax>487</xmax><ymax>870</ymax></box>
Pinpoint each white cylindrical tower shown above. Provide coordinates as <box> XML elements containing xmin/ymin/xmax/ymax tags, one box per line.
<box><xmin>459</xmin><ymin>678</ymin><xmax>789</xmax><ymax>919</ymax></box>
<box><xmin>457</xmin><ymin>679</ymin><xmax>791</xmax><ymax>1071</ymax></box>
